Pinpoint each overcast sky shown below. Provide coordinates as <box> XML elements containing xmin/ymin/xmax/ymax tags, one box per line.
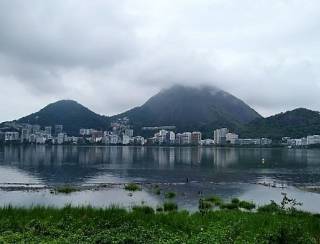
<box><xmin>0</xmin><ymin>0</ymin><xmax>320</xmax><ymax>121</ymax></box>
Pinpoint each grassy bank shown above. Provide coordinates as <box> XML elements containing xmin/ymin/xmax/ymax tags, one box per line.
<box><xmin>0</xmin><ymin>205</ymin><xmax>320</xmax><ymax>243</ymax></box>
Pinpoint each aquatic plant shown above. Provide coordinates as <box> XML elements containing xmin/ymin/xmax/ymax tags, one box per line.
<box><xmin>198</xmin><ymin>199</ymin><xmax>213</xmax><ymax>212</ymax></box>
<box><xmin>55</xmin><ymin>185</ymin><xmax>77</xmax><ymax>194</ymax></box>
<box><xmin>239</xmin><ymin>201</ymin><xmax>256</xmax><ymax>211</ymax></box>
<box><xmin>164</xmin><ymin>192</ymin><xmax>176</xmax><ymax>199</ymax></box>
<box><xmin>231</xmin><ymin>198</ymin><xmax>240</xmax><ymax>204</ymax></box>
<box><xmin>124</xmin><ymin>183</ymin><xmax>141</xmax><ymax>192</ymax></box>
<box><xmin>204</xmin><ymin>196</ymin><xmax>223</xmax><ymax>206</ymax></box>
<box><xmin>220</xmin><ymin>202</ymin><xmax>239</xmax><ymax>210</ymax></box>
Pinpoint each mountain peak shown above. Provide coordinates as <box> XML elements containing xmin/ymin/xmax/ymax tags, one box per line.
<box><xmin>113</xmin><ymin>85</ymin><xmax>262</xmax><ymax>137</ymax></box>
<box><xmin>44</xmin><ymin>99</ymin><xmax>82</xmax><ymax>107</ymax></box>
<box><xmin>18</xmin><ymin>100</ymin><xmax>108</xmax><ymax>135</ymax></box>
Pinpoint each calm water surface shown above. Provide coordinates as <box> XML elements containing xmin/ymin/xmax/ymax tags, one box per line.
<box><xmin>0</xmin><ymin>145</ymin><xmax>320</xmax><ymax>211</ymax></box>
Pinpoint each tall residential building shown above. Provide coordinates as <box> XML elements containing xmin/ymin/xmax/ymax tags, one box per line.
<box><xmin>226</xmin><ymin>133</ymin><xmax>239</xmax><ymax>144</ymax></box>
<box><xmin>175</xmin><ymin>133</ymin><xmax>182</xmax><ymax>145</ymax></box>
<box><xmin>110</xmin><ymin>134</ymin><xmax>119</xmax><ymax>144</ymax></box>
<box><xmin>181</xmin><ymin>132</ymin><xmax>192</xmax><ymax>145</ymax></box>
<box><xmin>21</xmin><ymin>128</ymin><xmax>30</xmax><ymax>142</ymax></box>
<box><xmin>122</xmin><ymin>135</ymin><xmax>130</xmax><ymax>145</ymax></box>
<box><xmin>57</xmin><ymin>133</ymin><xmax>65</xmax><ymax>144</ymax></box>
<box><xmin>32</xmin><ymin>124</ymin><xmax>41</xmax><ymax>134</ymax></box>
<box><xmin>55</xmin><ymin>125</ymin><xmax>63</xmax><ymax>135</ymax></box>
<box><xmin>214</xmin><ymin>128</ymin><xmax>229</xmax><ymax>145</ymax></box>
<box><xmin>191</xmin><ymin>132</ymin><xmax>202</xmax><ymax>145</ymax></box>
<box><xmin>4</xmin><ymin>132</ymin><xmax>19</xmax><ymax>141</ymax></box>
<box><xmin>165</xmin><ymin>131</ymin><xmax>175</xmax><ymax>144</ymax></box>
<box><xmin>124</xmin><ymin>129</ymin><xmax>134</xmax><ymax>137</ymax></box>
<box><xmin>44</xmin><ymin>126</ymin><xmax>52</xmax><ymax>136</ymax></box>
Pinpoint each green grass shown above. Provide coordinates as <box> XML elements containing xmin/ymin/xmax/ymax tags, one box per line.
<box><xmin>163</xmin><ymin>202</ymin><xmax>178</xmax><ymax>212</ymax></box>
<box><xmin>0</xmin><ymin>205</ymin><xmax>319</xmax><ymax>243</ymax></box>
<box><xmin>55</xmin><ymin>185</ymin><xmax>78</xmax><ymax>194</ymax></box>
<box><xmin>239</xmin><ymin>200</ymin><xmax>256</xmax><ymax>210</ymax></box>
<box><xmin>203</xmin><ymin>195</ymin><xmax>223</xmax><ymax>206</ymax></box>
<box><xmin>154</xmin><ymin>188</ymin><xmax>161</xmax><ymax>195</ymax></box>
<box><xmin>164</xmin><ymin>191</ymin><xmax>176</xmax><ymax>199</ymax></box>
<box><xmin>124</xmin><ymin>183</ymin><xmax>141</xmax><ymax>191</ymax></box>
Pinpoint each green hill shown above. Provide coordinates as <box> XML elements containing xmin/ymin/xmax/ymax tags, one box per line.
<box><xmin>18</xmin><ymin>100</ymin><xmax>109</xmax><ymax>135</ymax></box>
<box><xmin>241</xmin><ymin>108</ymin><xmax>320</xmax><ymax>140</ymax></box>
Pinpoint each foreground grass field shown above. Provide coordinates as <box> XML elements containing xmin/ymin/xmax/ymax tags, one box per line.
<box><xmin>0</xmin><ymin>204</ymin><xmax>320</xmax><ymax>243</ymax></box>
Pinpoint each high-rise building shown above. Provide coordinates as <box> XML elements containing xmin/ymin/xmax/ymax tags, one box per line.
<box><xmin>181</xmin><ymin>132</ymin><xmax>192</xmax><ymax>145</ymax></box>
<box><xmin>57</xmin><ymin>133</ymin><xmax>65</xmax><ymax>144</ymax></box>
<box><xmin>214</xmin><ymin>128</ymin><xmax>229</xmax><ymax>145</ymax></box>
<box><xmin>226</xmin><ymin>133</ymin><xmax>239</xmax><ymax>144</ymax></box>
<box><xmin>110</xmin><ymin>134</ymin><xmax>119</xmax><ymax>144</ymax></box>
<box><xmin>124</xmin><ymin>129</ymin><xmax>134</xmax><ymax>137</ymax></box>
<box><xmin>175</xmin><ymin>133</ymin><xmax>182</xmax><ymax>145</ymax></box>
<box><xmin>21</xmin><ymin>128</ymin><xmax>30</xmax><ymax>142</ymax></box>
<box><xmin>165</xmin><ymin>131</ymin><xmax>175</xmax><ymax>144</ymax></box>
<box><xmin>122</xmin><ymin>135</ymin><xmax>130</xmax><ymax>145</ymax></box>
<box><xmin>191</xmin><ymin>132</ymin><xmax>202</xmax><ymax>145</ymax></box>
<box><xmin>44</xmin><ymin>126</ymin><xmax>52</xmax><ymax>136</ymax></box>
<box><xmin>55</xmin><ymin>125</ymin><xmax>63</xmax><ymax>135</ymax></box>
<box><xmin>32</xmin><ymin>124</ymin><xmax>41</xmax><ymax>134</ymax></box>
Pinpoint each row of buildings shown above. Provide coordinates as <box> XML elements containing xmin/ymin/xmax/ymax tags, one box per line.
<box><xmin>283</xmin><ymin>135</ymin><xmax>320</xmax><ymax>147</ymax></box>
<box><xmin>0</xmin><ymin>124</ymin><xmax>74</xmax><ymax>145</ymax></box>
<box><xmin>3</xmin><ymin>121</ymin><xmax>320</xmax><ymax>147</ymax></box>
<box><xmin>213</xmin><ymin>128</ymin><xmax>272</xmax><ymax>146</ymax></box>
<box><xmin>146</xmin><ymin>130</ymin><xmax>202</xmax><ymax>145</ymax></box>
<box><xmin>0</xmin><ymin>125</ymin><xmax>272</xmax><ymax>146</ymax></box>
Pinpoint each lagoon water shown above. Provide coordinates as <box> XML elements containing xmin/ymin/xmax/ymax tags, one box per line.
<box><xmin>1</xmin><ymin>145</ymin><xmax>320</xmax><ymax>211</ymax></box>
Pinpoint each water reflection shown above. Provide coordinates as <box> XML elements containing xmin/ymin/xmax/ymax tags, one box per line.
<box><xmin>0</xmin><ymin>145</ymin><xmax>320</xmax><ymax>185</ymax></box>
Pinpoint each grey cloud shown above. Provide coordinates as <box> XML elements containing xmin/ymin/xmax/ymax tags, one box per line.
<box><xmin>0</xmin><ymin>0</ymin><xmax>320</xmax><ymax>121</ymax></box>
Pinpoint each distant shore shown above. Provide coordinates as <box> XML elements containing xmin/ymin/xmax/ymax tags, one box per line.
<box><xmin>0</xmin><ymin>142</ymin><xmax>312</xmax><ymax>149</ymax></box>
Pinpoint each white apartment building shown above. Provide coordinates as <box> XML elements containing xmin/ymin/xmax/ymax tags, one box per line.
<box><xmin>236</xmin><ymin>138</ymin><xmax>261</xmax><ymax>145</ymax></box>
<box><xmin>32</xmin><ymin>125</ymin><xmax>41</xmax><ymax>134</ymax></box>
<box><xmin>307</xmin><ymin>135</ymin><xmax>320</xmax><ymax>145</ymax></box>
<box><xmin>110</xmin><ymin>134</ymin><xmax>119</xmax><ymax>144</ymax></box>
<box><xmin>181</xmin><ymin>132</ymin><xmax>192</xmax><ymax>145</ymax></box>
<box><xmin>4</xmin><ymin>132</ymin><xmax>19</xmax><ymax>141</ymax></box>
<box><xmin>175</xmin><ymin>133</ymin><xmax>182</xmax><ymax>144</ymax></box>
<box><xmin>201</xmin><ymin>139</ymin><xmax>215</xmax><ymax>145</ymax></box>
<box><xmin>44</xmin><ymin>126</ymin><xmax>52</xmax><ymax>136</ymax></box>
<box><xmin>122</xmin><ymin>135</ymin><xmax>130</xmax><ymax>145</ymax></box>
<box><xmin>226</xmin><ymin>133</ymin><xmax>239</xmax><ymax>144</ymax></box>
<box><xmin>124</xmin><ymin>129</ymin><xmax>134</xmax><ymax>137</ymax></box>
<box><xmin>214</xmin><ymin>128</ymin><xmax>229</xmax><ymax>145</ymax></box>
<box><xmin>166</xmin><ymin>131</ymin><xmax>176</xmax><ymax>144</ymax></box>
<box><xmin>36</xmin><ymin>135</ymin><xmax>46</xmax><ymax>144</ymax></box>
<box><xmin>261</xmin><ymin>138</ymin><xmax>272</xmax><ymax>145</ymax></box>
<box><xmin>21</xmin><ymin>128</ymin><xmax>30</xmax><ymax>142</ymax></box>
<box><xmin>191</xmin><ymin>132</ymin><xmax>202</xmax><ymax>145</ymax></box>
<box><xmin>57</xmin><ymin>133</ymin><xmax>65</xmax><ymax>144</ymax></box>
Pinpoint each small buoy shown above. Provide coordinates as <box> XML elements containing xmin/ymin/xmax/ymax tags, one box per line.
<box><xmin>261</xmin><ymin>158</ymin><xmax>265</xmax><ymax>164</ymax></box>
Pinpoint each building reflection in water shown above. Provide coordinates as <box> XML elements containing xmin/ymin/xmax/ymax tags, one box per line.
<box><xmin>1</xmin><ymin>145</ymin><xmax>319</xmax><ymax>168</ymax></box>
<box><xmin>0</xmin><ymin>145</ymin><xmax>319</xmax><ymax>185</ymax></box>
